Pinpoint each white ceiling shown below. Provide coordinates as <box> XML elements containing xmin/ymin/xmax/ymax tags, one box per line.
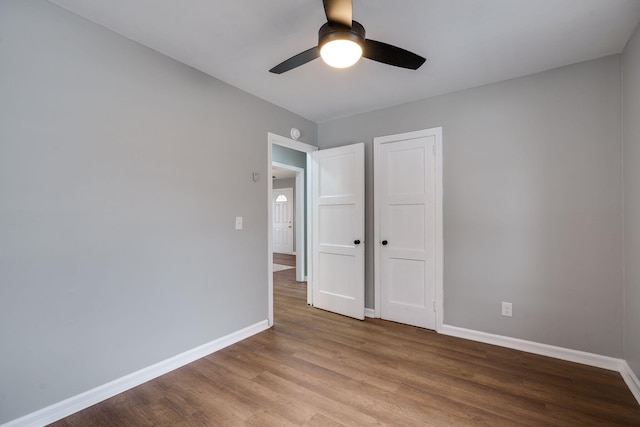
<box><xmin>49</xmin><ymin>0</ymin><xmax>640</xmax><ymax>123</ymax></box>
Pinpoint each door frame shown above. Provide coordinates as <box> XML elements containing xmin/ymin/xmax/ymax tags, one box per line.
<box><xmin>373</xmin><ymin>127</ymin><xmax>444</xmax><ymax>332</ymax></box>
<box><xmin>267</xmin><ymin>132</ymin><xmax>317</xmax><ymax>326</ymax></box>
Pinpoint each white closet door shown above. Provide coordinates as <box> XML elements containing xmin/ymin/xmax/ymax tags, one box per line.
<box><xmin>376</xmin><ymin>132</ymin><xmax>437</xmax><ymax>329</ymax></box>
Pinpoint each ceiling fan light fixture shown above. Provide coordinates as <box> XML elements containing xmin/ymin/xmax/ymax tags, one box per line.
<box><xmin>269</xmin><ymin>5</ymin><xmax>426</xmax><ymax>75</ymax></box>
<box><xmin>320</xmin><ymin>39</ymin><xmax>362</xmax><ymax>68</ymax></box>
<box><xmin>317</xmin><ymin>21</ymin><xmax>365</xmax><ymax>69</ymax></box>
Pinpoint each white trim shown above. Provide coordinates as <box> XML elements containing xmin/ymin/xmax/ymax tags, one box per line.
<box><xmin>269</xmin><ymin>133</ymin><xmax>318</xmax><ymax>153</ymax></box>
<box><xmin>306</xmin><ymin>154</ymin><xmax>313</xmax><ymax>306</ymax></box>
<box><xmin>440</xmin><ymin>324</ymin><xmax>624</xmax><ymax>372</ymax></box>
<box><xmin>267</xmin><ymin>137</ymin><xmax>274</xmax><ymax>326</ymax></box>
<box><xmin>268</xmin><ymin>132</ymin><xmax>318</xmax><ymax>318</ymax></box>
<box><xmin>373</xmin><ymin>139</ymin><xmax>381</xmax><ymax>318</ymax></box>
<box><xmin>620</xmin><ymin>361</ymin><xmax>640</xmax><ymax>404</ymax></box>
<box><xmin>364</xmin><ymin>308</ymin><xmax>375</xmax><ymax>318</ymax></box>
<box><xmin>440</xmin><ymin>324</ymin><xmax>640</xmax><ymax>405</ymax></box>
<box><xmin>4</xmin><ymin>320</ymin><xmax>269</xmax><ymax>427</ymax></box>
<box><xmin>440</xmin><ymin>325</ymin><xmax>640</xmax><ymax>405</ymax></box>
<box><xmin>434</xmin><ymin>128</ymin><xmax>444</xmax><ymax>332</ymax></box>
<box><xmin>373</xmin><ymin>127</ymin><xmax>444</xmax><ymax>331</ymax></box>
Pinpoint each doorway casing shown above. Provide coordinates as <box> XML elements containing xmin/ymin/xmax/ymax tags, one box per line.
<box><xmin>267</xmin><ymin>132</ymin><xmax>317</xmax><ymax>326</ymax></box>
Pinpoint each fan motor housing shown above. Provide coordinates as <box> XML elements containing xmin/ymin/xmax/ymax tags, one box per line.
<box><xmin>318</xmin><ymin>20</ymin><xmax>366</xmax><ymax>50</ymax></box>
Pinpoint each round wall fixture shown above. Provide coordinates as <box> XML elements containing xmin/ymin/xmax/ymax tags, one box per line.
<box><xmin>290</xmin><ymin>128</ymin><xmax>301</xmax><ymax>140</ymax></box>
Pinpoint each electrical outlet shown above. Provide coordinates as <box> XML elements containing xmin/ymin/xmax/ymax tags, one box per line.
<box><xmin>501</xmin><ymin>301</ymin><xmax>512</xmax><ymax>317</ymax></box>
<box><xmin>235</xmin><ymin>216</ymin><xmax>243</xmax><ymax>230</ymax></box>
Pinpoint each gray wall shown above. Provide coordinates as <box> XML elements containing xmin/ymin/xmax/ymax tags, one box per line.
<box><xmin>319</xmin><ymin>56</ymin><xmax>623</xmax><ymax>357</ymax></box>
<box><xmin>623</xmin><ymin>24</ymin><xmax>640</xmax><ymax>377</ymax></box>
<box><xmin>0</xmin><ymin>0</ymin><xmax>316</xmax><ymax>423</ymax></box>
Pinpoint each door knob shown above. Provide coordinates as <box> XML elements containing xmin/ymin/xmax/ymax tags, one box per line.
<box><xmin>354</xmin><ymin>239</ymin><xmax>361</xmax><ymax>245</ymax></box>
<box><xmin>382</xmin><ymin>240</ymin><xmax>388</xmax><ymax>246</ymax></box>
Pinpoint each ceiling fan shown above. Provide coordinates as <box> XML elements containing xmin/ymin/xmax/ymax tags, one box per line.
<box><xmin>269</xmin><ymin>0</ymin><xmax>426</xmax><ymax>74</ymax></box>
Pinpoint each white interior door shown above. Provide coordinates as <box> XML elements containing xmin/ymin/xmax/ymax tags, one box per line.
<box><xmin>375</xmin><ymin>131</ymin><xmax>438</xmax><ymax>329</ymax></box>
<box><xmin>311</xmin><ymin>143</ymin><xmax>365</xmax><ymax>320</ymax></box>
<box><xmin>272</xmin><ymin>188</ymin><xmax>294</xmax><ymax>254</ymax></box>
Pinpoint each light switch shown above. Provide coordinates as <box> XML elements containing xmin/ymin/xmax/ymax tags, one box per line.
<box><xmin>235</xmin><ymin>216</ymin><xmax>243</xmax><ymax>230</ymax></box>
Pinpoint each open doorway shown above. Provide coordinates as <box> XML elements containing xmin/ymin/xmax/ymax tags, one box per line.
<box><xmin>272</xmin><ymin>164</ymin><xmax>303</xmax><ymax>277</ymax></box>
<box><xmin>267</xmin><ymin>133</ymin><xmax>317</xmax><ymax>326</ymax></box>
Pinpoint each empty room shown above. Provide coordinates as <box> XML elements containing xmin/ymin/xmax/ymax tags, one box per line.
<box><xmin>2</xmin><ymin>0</ymin><xmax>640</xmax><ymax>425</ymax></box>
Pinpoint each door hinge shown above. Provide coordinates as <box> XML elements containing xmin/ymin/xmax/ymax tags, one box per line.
<box><xmin>432</xmin><ymin>144</ymin><xmax>436</xmax><ymax>155</ymax></box>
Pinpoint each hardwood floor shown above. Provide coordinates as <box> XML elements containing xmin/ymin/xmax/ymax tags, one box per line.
<box><xmin>273</xmin><ymin>252</ymin><xmax>296</xmax><ymax>267</ymax></box>
<box><xmin>51</xmin><ymin>267</ymin><xmax>640</xmax><ymax>426</ymax></box>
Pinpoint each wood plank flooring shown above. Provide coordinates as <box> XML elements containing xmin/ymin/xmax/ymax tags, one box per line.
<box><xmin>273</xmin><ymin>252</ymin><xmax>296</xmax><ymax>267</ymax></box>
<box><xmin>51</xmin><ymin>264</ymin><xmax>640</xmax><ymax>426</ymax></box>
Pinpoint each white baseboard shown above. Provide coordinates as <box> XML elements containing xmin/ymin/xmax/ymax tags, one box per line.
<box><xmin>440</xmin><ymin>324</ymin><xmax>640</xmax><ymax>406</ymax></box>
<box><xmin>620</xmin><ymin>361</ymin><xmax>640</xmax><ymax>404</ymax></box>
<box><xmin>364</xmin><ymin>308</ymin><xmax>375</xmax><ymax>318</ymax></box>
<box><xmin>440</xmin><ymin>324</ymin><xmax>624</xmax><ymax>372</ymax></box>
<box><xmin>4</xmin><ymin>320</ymin><xmax>270</xmax><ymax>427</ymax></box>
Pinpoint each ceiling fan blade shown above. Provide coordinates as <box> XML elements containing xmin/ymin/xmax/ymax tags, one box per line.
<box><xmin>323</xmin><ymin>0</ymin><xmax>352</xmax><ymax>27</ymax></box>
<box><xmin>269</xmin><ymin>46</ymin><xmax>319</xmax><ymax>74</ymax></box>
<box><xmin>363</xmin><ymin>39</ymin><xmax>426</xmax><ymax>70</ymax></box>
